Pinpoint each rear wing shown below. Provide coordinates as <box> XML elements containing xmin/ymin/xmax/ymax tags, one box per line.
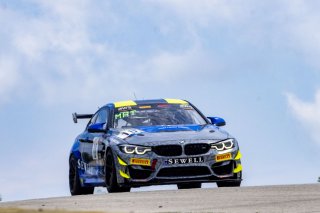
<box><xmin>72</xmin><ymin>113</ymin><xmax>93</xmax><ymax>123</ymax></box>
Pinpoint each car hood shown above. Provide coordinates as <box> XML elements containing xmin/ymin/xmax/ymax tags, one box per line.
<box><xmin>112</xmin><ymin>124</ymin><xmax>230</xmax><ymax>146</ymax></box>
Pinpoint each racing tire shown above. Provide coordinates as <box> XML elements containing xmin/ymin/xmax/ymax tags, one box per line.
<box><xmin>177</xmin><ymin>182</ymin><xmax>202</xmax><ymax>189</ymax></box>
<box><xmin>105</xmin><ymin>150</ymin><xmax>131</xmax><ymax>193</ymax></box>
<box><xmin>69</xmin><ymin>156</ymin><xmax>94</xmax><ymax>195</ymax></box>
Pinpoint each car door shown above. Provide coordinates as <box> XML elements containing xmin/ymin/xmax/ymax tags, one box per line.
<box><xmin>79</xmin><ymin>108</ymin><xmax>109</xmax><ymax>176</ymax></box>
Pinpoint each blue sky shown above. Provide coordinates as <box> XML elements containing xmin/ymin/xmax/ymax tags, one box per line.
<box><xmin>1</xmin><ymin>0</ymin><xmax>320</xmax><ymax>201</ymax></box>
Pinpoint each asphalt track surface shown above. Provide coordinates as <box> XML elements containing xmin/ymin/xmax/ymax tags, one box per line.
<box><xmin>1</xmin><ymin>184</ymin><xmax>320</xmax><ymax>213</ymax></box>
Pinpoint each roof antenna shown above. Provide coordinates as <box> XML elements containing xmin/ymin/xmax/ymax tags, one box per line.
<box><xmin>133</xmin><ymin>92</ymin><xmax>137</xmax><ymax>100</ymax></box>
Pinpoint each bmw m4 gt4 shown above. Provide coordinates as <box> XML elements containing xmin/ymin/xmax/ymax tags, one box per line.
<box><xmin>69</xmin><ymin>99</ymin><xmax>242</xmax><ymax>195</ymax></box>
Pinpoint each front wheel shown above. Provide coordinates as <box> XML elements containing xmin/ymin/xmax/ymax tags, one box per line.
<box><xmin>177</xmin><ymin>182</ymin><xmax>202</xmax><ymax>189</ymax></box>
<box><xmin>105</xmin><ymin>150</ymin><xmax>131</xmax><ymax>193</ymax></box>
<box><xmin>69</xmin><ymin>156</ymin><xmax>94</xmax><ymax>195</ymax></box>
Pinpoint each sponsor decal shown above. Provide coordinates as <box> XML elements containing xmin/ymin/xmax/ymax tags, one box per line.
<box><xmin>215</xmin><ymin>153</ymin><xmax>232</xmax><ymax>162</ymax></box>
<box><xmin>157</xmin><ymin>104</ymin><xmax>170</xmax><ymax>108</ymax></box>
<box><xmin>117</xmin><ymin>129</ymin><xmax>143</xmax><ymax>139</ymax></box>
<box><xmin>166</xmin><ymin>156</ymin><xmax>204</xmax><ymax>165</ymax></box>
<box><xmin>115</xmin><ymin>110</ymin><xmax>137</xmax><ymax>120</ymax></box>
<box><xmin>118</xmin><ymin>106</ymin><xmax>132</xmax><ymax>111</ymax></box>
<box><xmin>139</xmin><ymin>105</ymin><xmax>152</xmax><ymax>109</ymax></box>
<box><xmin>78</xmin><ymin>159</ymin><xmax>88</xmax><ymax>171</ymax></box>
<box><xmin>180</xmin><ymin>104</ymin><xmax>193</xmax><ymax>110</ymax></box>
<box><xmin>78</xmin><ymin>159</ymin><xmax>103</xmax><ymax>175</ymax></box>
<box><xmin>130</xmin><ymin>158</ymin><xmax>151</xmax><ymax>166</ymax></box>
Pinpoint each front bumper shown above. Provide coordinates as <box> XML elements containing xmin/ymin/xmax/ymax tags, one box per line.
<box><xmin>114</xmin><ymin>146</ymin><xmax>242</xmax><ymax>187</ymax></box>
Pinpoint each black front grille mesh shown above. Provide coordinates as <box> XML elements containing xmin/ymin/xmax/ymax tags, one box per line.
<box><xmin>184</xmin><ymin>143</ymin><xmax>210</xmax><ymax>155</ymax></box>
<box><xmin>153</xmin><ymin>145</ymin><xmax>182</xmax><ymax>156</ymax></box>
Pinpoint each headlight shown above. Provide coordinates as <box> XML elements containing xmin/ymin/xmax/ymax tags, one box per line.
<box><xmin>211</xmin><ymin>139</ymin><xmax>234</xmax><ymax>151</ymax></box>
<box><xmin>119</xmin><ymin>145</ymin><xmax>151</xmax><ymax>155</ymax></box>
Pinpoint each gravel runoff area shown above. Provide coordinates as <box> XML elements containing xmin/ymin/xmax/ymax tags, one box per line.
<box><xmin>1</xmin><ymin>184</ymin><xmax>320</xmax><ymax>213</ymax></box>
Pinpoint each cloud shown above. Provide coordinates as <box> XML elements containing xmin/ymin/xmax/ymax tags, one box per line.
<box><xmin>0</xmin><ymin>0</ymin><xmax>227</xmax><ymax>107</ymax></box>
<box><xmin>0</xmin><ymin>57</ymin><xmax>19</xmax><ymax>104</ymax></box>
<box><xmin>5</xmin><ymin>0</ymin><xmax>318</xmax><ymax>108</ymax></box>
<box><xmin>286</xmin><ymin>90</ymin><xmax>320</xmax><ymax>145</ymax></box>
<box><xmin>147</xmin><ymin>0</ymin><xmax>320</xmax><ymax>60</ymax></box>
<box><xmin>146</xmin><ymin>0</ymin><xmax>252</xmax><ymax>26</ymax></box>
<box><xmin>0</xmin><ymin>1</ymin><xmax>128</xmax><ymax>105</ymax></box>
<box><xmin>276</xmin><ymin>0</ymin><xmax>320</xmax><ymax>69</ymax></box>
<box><xmin>1</xmin><ymin>0</ymin><xmax>320</xmax><ymax>107</ymax></box>
<box><xmin>135</xmin><ymin>44</ymin><xmax>219</xmax><ymax>83</ymax></box>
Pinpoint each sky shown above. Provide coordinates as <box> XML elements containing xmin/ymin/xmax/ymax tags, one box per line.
<box><xmin>1</xmin><ymin>0</ymin><xmax>320</xmax><ymax>202</ymax></box>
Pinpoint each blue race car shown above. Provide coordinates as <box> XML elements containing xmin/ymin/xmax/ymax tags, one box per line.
<box><xmin>69</xmin><ymin>99</ymin><xmax>242</xmax><ymax>195</ymax></box>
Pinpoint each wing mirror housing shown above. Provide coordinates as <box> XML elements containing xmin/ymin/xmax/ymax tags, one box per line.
<box><xmin>207</xmin><ymin>117</ymin><xmax>226</xmax><ymax>127</ymax></box>
<box><xmin>88</xmin><ymin>123</ymin><xmax>107</xmax><ymax>133</ymax></box>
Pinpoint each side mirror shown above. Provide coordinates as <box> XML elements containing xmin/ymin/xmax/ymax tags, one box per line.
<box><xmin>207</xmin><ymin>117</ymin><xmax>226</xmax><ymax>127</ymax></box>
<box><xmin>88</xmin><ymin>122</ymin><xmax>106</xmax><ymax>133</ymax></box>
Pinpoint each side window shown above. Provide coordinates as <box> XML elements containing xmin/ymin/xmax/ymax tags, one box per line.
<box><xmin>86</xmin><ymin>113</ymin><xmax>98</xmax><ymax>129</ymax></box>
<box><xmin>95</xmin><ymin>108</ymin><xmax>109</xmax><ymax>124</ymax></box>
<box><xmin>86</xmin><ymin>108</ymin><xmax>110</xmax><ymax>130</ymax></box>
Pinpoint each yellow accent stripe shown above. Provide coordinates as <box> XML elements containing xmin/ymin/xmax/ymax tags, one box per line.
<box><xmin>119</xmin><ymin>170</ymin><xmax>130</xmax><ymax>179</ymax></box>
<box><xmin>233</xmin><ymin>164</ymin><xmax>242</xmax><ymax>173</ymax></box>
<box><xmin>235</xmin><ymin>151</ymin><xmax>242</xmax><ymax>160</ymax></box>
<box><xmin>165</xmin><ymin>99</ymin><xmax>187</xmax><ymax>104</ymax></box>
<box><xmin>114</xmin><ymin>100</ymin><xmax>137</xmax><ymax>108</ymax></box>
<box><xmin>117</xmin><ymin>157</ymin><xmax>127</xmax><ymax>166</ymax></box>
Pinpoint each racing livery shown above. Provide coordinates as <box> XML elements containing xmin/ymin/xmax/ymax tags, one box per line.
<box><xmin>69</xmin><ymin>99</ymin><xmax>242</xmax><ymax>195</ymax></box>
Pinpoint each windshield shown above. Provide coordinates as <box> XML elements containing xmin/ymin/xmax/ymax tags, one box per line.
<box><xmin>113</xmin><ymin>103</ymin><xmax>207</xmax><ymax>128</ymax></box>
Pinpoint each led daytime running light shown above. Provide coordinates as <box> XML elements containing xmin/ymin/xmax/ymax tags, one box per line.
<box><xmin>123</xmin><ymin>146</ymin><xmax>135</xmax><ymax>154</ymax></box>
<box><xmin>211</xmin><ymin>139</ymin><xmax>234</xmax><ymax>151</ymax></box>
<box><xmin>136</xmin><ymin>146</ymin><xmax>151</xmax><ymax>155</ymax></box>
<box><xmin>122</xmin><ymin>145</ymin><xmax>151</xmax><ymax>155</ymax></box>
